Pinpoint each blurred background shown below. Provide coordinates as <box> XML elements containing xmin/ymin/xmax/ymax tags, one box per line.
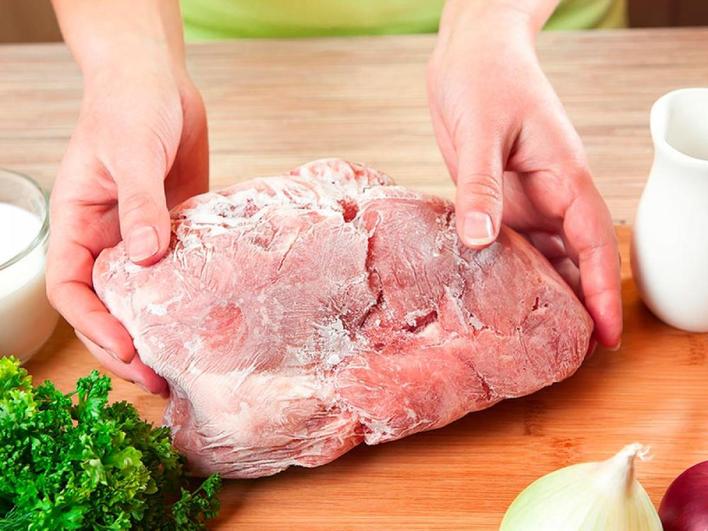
<box><xmin>2</xmin><ymin>0</ymin><xmax>708</xmax><ymax>43</ymax></box>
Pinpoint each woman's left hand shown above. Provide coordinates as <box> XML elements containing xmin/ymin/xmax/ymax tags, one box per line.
<box><xmin>426</xmin><ymin>0</ymin><xmax>622</xmax><ymax>349</ymax></box>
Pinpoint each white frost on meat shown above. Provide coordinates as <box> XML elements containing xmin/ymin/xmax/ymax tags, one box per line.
<box><xmin>93</xmin><ymin>159</ymin><xmax>593</xmax><ymax>478</ymax></box>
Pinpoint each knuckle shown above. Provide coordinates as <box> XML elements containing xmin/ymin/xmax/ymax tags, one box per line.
<box><xmin>145</xmin><ymin>139</ymin><xmax>171</xmax><ymax>174</ymax></box>
<box><xmin>109</xmin><ymin>134</ymin><xmax>171</xmax><ymax>185</ymax></box>
<box><xmin>45</xmin><ymin>280</ymin><xmax>64</xmax><ymax>311</ymax></box>
<box><xmin>120</xmin><ymin>191</ymin><xmax>157</xmax><ymax>219</ymax></box>
<box><xmin>145</xmin><ymin>129</ymin><xmax>173</xmax><ymax>169</ymax></box>
<box><xmin>563</xmin><ymin>159</ymin><xmax>593</xmax><ymax>186</ymax></box>
<box><xmin>550</xmin><ymin>159</ymin><xmax>593</xmax><ymax>205</ymax></box>
<box><xmin>182</xmin><ymin>82</ymin><xmax>206</xmax><ymax>115</ymax></box>
<box><xmin>45</xmin><ymin>285</ymin><xmax>58</xmax><ymax>309</ymax></box>
<box><xmin>460</xmin><ymin>174</ymin><xmax>503</xmax><ymax>202</ymax></box>
<box><xmin>189</xmin><ymin>98</ymin><xmax>207</xmax><ymax>128</ymax></box>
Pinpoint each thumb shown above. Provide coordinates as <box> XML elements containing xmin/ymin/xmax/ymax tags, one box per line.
<box><xmin>454</xmin><ymin>133</ymin><xmax>505</xmax><ymax>249</ymax></box>
<box><xmin>113</xmin><ymin>154</ymin><xmax>171</xmax><ymax>265</ymax></box>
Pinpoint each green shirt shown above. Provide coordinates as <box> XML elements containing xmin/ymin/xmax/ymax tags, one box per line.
<box><xmin>181</xmin><ymin>0</ymin><xmax>627</xmax><ymax>40</ymax></box>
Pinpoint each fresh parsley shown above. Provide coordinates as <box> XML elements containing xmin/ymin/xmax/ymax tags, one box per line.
<box><xmin>0</xmin><ymin>357</ymin><xmax>221</xmax><ymax>530</ymax></box>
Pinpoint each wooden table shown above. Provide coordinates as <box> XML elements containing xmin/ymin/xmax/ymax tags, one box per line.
<box><xmin>3</xmin><ymin>28</ymin><xmax>708</xmax><ymax>528</ymax></box>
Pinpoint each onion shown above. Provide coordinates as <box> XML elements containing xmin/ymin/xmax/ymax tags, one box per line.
<box><xmin>500</xmin><ymin>444</ymin><xmax>661</xmax><ymax>530</ymax></box>
<box><xmin>660</xmin><ymin>461</ymin><xmax>708</xmax><ymax>531</ymax></box>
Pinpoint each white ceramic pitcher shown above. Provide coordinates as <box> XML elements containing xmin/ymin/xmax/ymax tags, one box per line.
<box><xmin>631</xmin><ymin>88</ymin><xmax>708</xmax><ymax>332</ymax></box>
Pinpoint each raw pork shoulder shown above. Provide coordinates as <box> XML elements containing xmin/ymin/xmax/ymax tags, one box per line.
<box><xmin>94</xmin><ymin>159</ymin><xmax>593</xmax><ymax>478</ymax></box>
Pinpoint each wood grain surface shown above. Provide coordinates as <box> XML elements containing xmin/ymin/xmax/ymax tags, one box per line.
<box><xmin>5</xmin><ymin>28</ymin><xmax>708</xmax><ymax>529</ymax></box>
<box><xmin>1</xmin><ymin>28</ymin><xmax>708</xmax><ymax>223</ymax></box>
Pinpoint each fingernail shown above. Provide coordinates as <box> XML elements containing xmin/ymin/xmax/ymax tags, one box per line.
<box><xmin>463</xmin><ymin>211</ymin><xmax>494</xmax><ymax>246</ymax></box>
<box><xmin>135</xmin><ymin>382</ymin><xmax>149</xmax><ymax>393</ymax></box>
<box><xmin>127</xmin><ymin>226</ymin><xmax>159</xmax><ymax>262</ymax></box>
<box><xmin>609</xmin><ymin>341</ymin><xmax>622</xmax><ymax>352</ymax></box>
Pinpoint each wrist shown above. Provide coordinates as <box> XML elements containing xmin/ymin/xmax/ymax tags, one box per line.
<box><xmin>53</xmin><ymin>0</ymin><xmax>186</xmax><ymax>83</ymax></box>
<box><xmin>440</xmin><ymin>0</ymin><xmax>557</xmax><ymax>41</ymax></box>
<box><xmin>81</xmin><ymin>40</ymin><xmax>186</xmax><ymax>92</ymax></box>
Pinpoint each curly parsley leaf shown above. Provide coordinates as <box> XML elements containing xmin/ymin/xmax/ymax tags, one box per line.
<box><xmin>0</xmin><ymin>357</ymin><xmax>221</xmax><ymax>530</ymax></box>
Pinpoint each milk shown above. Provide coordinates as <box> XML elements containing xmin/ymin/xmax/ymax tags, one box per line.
<box><xmin>0</xmin><ymin>202</ymin><xmax>58</xmax><ymax>361</ymax></box>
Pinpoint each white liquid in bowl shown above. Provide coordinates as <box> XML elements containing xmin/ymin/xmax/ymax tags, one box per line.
<box><xmin>0</xmin><ymin>202</ymin><xmax>58</xmax><ymax>360</ymax></box>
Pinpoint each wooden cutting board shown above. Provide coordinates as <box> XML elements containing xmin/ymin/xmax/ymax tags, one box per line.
<box><xmin>24</xmin><ymin>226</ymin><xmax>708</xmax><ymax>529</ymax></box>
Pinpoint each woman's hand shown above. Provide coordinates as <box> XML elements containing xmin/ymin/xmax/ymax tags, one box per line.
<box><xmin>427</xmin><ymin>0</ymin><xmax>622</xmax><ymax>349</ymax></box>
<box><xmin>46</xmin><ymin>11</ymin><xmax>208</xmax><ymax>393</ymax></box>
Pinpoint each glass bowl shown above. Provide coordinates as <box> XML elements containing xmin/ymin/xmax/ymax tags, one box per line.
<box><xmin>0</xmin><ymin>169</ymin><xmax>59</xmax><ymax>362</ymax></box>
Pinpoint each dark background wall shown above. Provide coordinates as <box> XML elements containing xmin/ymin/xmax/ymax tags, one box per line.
<box><xmin>630</xmin><ymin>0</ymin><xmax>708</xmax><ymax>27</ymax></box>
<box><xmin>0</xmin><ymin>0</ymin><xmax>62</xmax><ymax>43</ymax></box>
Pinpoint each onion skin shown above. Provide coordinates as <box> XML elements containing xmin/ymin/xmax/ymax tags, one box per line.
<box><xmin>660</xmin><ymin>461</ymin><xmax>708</xmax><ymax>531</ymax></box>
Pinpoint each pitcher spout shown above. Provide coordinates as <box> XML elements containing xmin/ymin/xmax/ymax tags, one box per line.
<box><xmin>650</xmin><ymin>87</ymin><xmax>708</xmax><ymax>172</ymax></box>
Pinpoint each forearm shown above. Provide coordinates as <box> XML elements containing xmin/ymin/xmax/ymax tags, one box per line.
<box><xmin>51</xmin><ymin>0</ymin><xmax>185</xmax><ymax>78</ymax></box>
<box><xmin>440</xmin><ymin>0</ymin><xmax>559</xmax><ymax>39</ymax></box>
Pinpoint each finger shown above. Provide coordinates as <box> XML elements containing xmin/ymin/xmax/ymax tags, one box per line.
<box><xmin>453</xmin><ymin>125</ymin><xmax>506</xmax><ymax>249</ymax></box>
<box><xmin>108</xmin><ymin>142</ymin><xmax>172</xmax><ymax>266</ymax></box>
<box><xmin>50</xmin><ymin>279</ymin><xmax>136</xmax><ymax>362</ymax></box>
<box><xmin>549</xmin><ymin>256</ymin><xmax>581</xmax><ymax>298</ymax></box>
<box><xmin>76</xmin><ymin>330</ymin><xmax>169</xmax><ymax>397</ymax></box>
<box><xmin>428</xmin><ymin>103</ymin><xmax>459</xmax><ymax>183</ymax></box>
<box><xmin>165</xmin><ymin>91</ymin><xmax>210</xmax><ymax>207</ymax></box>
<box><xmin>426</xmin><ymin>61</ymin><xmax>459</xmax><ymax>182</ymax></box>
<box><xmin>525</xmin><ymin>231</ymin><xmax>567</xmax><ymax>261</ymax></box>
<box><xmin>563</xmin><ymin>177</ymin><xmax>622</xmax><ymax>349</ymax></box>
<box><xmin>47</xmin><ymin>228</ymin><xmax>136</xmax><ymax>363</ymax></box>
<box><xmin>502</xmin><ymin>172</ymin><xmax>559</xmax><ymax>232</ymax></box>
<box><xmin>522</xmin><ymin>232</ymin><xmax>581</xmax><ymax>296</ymax></box>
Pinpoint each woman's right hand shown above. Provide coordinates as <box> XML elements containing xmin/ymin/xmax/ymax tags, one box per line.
<box><xmin>46</xmin><ymin>41</ymin><xmax>209</xmax><ymax>394</ymax></box>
